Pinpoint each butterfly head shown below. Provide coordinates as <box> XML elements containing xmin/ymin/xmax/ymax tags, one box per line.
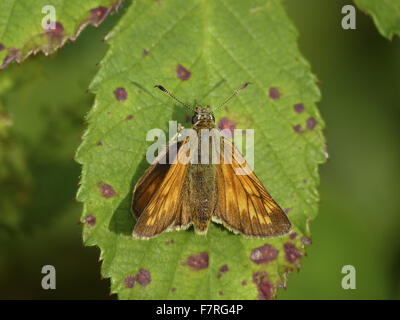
<box><xmin>192</xmin><ymin>106</ymin><xmax>215</xmax><ymax>125</ymax></box>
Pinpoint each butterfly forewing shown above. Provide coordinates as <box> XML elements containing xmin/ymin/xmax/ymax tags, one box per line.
<box><xmin>213</xmin><ymin>137</ymin><xmax>291</xmax><ymax>237</ymax></box>
<box><xmin>131</xmin><ymin>143</ymin><xmax>175</xmax><ymax>218</ymax></box>
<box><xmin>132</xmin><ymin>138</ymin><xmax>192</xmax><ymax>239</ymax></box>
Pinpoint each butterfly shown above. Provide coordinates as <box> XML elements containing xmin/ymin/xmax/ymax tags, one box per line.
<box><xmin>131</xmin><ymin>83</ymin><xmax>291</xmax><ymax>239</ymax></box>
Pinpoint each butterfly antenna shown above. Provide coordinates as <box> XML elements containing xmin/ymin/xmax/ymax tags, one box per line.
<box><xmin>213</xmin><ymin>82</ymin><xmax>251</xmax><ymax>112</ymax></box>
<box><xmin>154</xmin><ymin>85</ymin><xmax>194</xmax><ymax>111</ymax></box>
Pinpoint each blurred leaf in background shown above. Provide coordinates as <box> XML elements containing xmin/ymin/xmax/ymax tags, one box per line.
<box><xmin>279</xmin><ymin>0</ymin><xmax>400</xmax><ymax>299</ymax></box>
<box><xmin>355</xmin><ymin>0</ymin><xmax>400</xmax><ymax>39</ymax></box>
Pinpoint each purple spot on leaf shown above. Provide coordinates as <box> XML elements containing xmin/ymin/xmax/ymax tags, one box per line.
<box><xmin>176</xmin><ymin>64</ymin><xmax>191</xmax><ymax>81</ymax></box>
<box><xmin>136</xmin><ymin>268</ymin><xmax>151</xmax><ymax>287</ymax></box>
<box><xmin>250</xmin><ymin>244</ymin><xmax>279</xmax><ymax>265</ymax></box>
<box><xmin>301</xmin><ymin>237</ymin><xmax>312</xmax><ymax>245</ymax></box>
<box><xmin>98</xmin><ymin>182</ymin><xmax>116</xmax><ymax>198</ymax></box>
<box><xmin>220</xmin><ymin>264</ymin><xmax>229</xmax><ymax>273</ymax></box>
<box><xmin>218</xmin><ymin>117</ymin><xmax>236</xmax><ymax>137</ymax></box>
<box><xmin>306</xmin><ymin>117</ymin><xmax>317</xmax><ymax>130</ymax></box>
<box><xmin>90</xmin><ymin>6</ymin><xmax>108</xmax><ymax>23</ymax></box>
<box><xmin>293</xmin><ymin>124</ymin><xmax>303</xmax><ymax>134</ymax></box>
<box><xmin>124</xmin><ymin>276</ymin><xmax>135</xmax><ymax>288</ymax></box>
<box><xmin>269</xmin><ymin>87</ymin><xmax>281</xmax><ymax>100</ymax></box>
<box><xmin>185</xmin><ymin>252</ymin><xmax>209</xmax><ymax>270</ymax></box>
<box><xmin>81</xmin><ymin>214</ymin><xmax>96</xmax><ymax>227</ymax></box>
<box><xmin>114</xmin><ymin>87</ymin><xmax>127</xmax><ymax>101</ymax></box>
<box><xmin>294</xmin><ymin>103</ymin><xmax>304</xmax><ymax>114</ymax></box>
<box><xmin>1</xmin><ymin>48</ymin><xmax>20</xmax><ymax>69</ymax></box>
<box><xmin>284</xmin><ymin>242</ymin><xmax>302</xmax><ymax>264</ymax></box>
<box><xmin>252</xmin><ymin>271</ymin><xmax>274</xmax><ymax>300</ymax></box>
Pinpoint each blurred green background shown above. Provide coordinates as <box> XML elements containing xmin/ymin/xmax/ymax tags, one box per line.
<box><xmin>0</xmin><ymin>0</ymin><xmax>399</xmax><ymax>299</ymax></box>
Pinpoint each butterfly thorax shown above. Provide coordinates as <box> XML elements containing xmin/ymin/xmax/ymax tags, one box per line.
<box><xmin>191</xmin><ymin>106</ymin><xmax>215</xmax><ymax>129</ymax></box>
<box><xmin>187</xmin><ymin>106</ymin><xmax>218</xmax><ymax>234</ymax></box>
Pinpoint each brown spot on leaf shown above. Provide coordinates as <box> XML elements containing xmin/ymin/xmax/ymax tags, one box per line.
<box><xmin>306</xmin><ymin>117</ymin><xmax>317</xmax><ymax>130</ymax></box>
<box><xmin>126</xmin><ymin>114</ymin><xmax>133</xmax><ymax>120</ymax></box>
<box><xmin>114</xmin><ymin>87</ymin><xmax>127</xmax><ymax>101</ymax></box>
<box><xmin>185</xmin><ymin>252</ymin><xmax>209</xmax><ymax>270</ymax></box>
<box><xmin>289</xmin><ymin>232</ymin><xmax>297</xmax><ymax>240</ymax></box>
<box><xmin>284</xmin><ymin>208</ymin><xmax>291</xmax><ymax>214</ymax></box>
<box><xmin>293</xmin><ymin>124</ymin><xmax>303</xmax><ymax>134</ymax></box>
<box><xmin>0</xmin><ymin>43</ymin><xmax>5</xmax><ymax>51</ymax></box>
<box><xmin>252</xmin><ymin>271</ymin><xmax>274</xmax><ymax>300</ymax></box>
<box><xmin>171</xmin><ymin>287</ymin><xmax>176</xmax><ymax>292</ymax></box>
<box><xmin>81</xmin><ymin>214</ymin><xmax>96</xmax><ymax>227</ymax></box>
<box><xmin>241</xmin><ymin>280</ymin><xmax>247</xmax><ymax>286</ymax></box>
<box><xmin>136</xmin><ymin>268</ymin><xmax>151</xmax><ymax>287</ymax></box>
<box><xmin>217</xmin><ymin>273</ymin><xmax>222</xmax><ymax>279</ymax></box>
<box><xmin>124</xmin><ymin>276</ymin><xmax>135</xmax><ymax>288</ymax></box>
<box><xmin>294</xmin><ymin>103</ymin><xmax>304</xmax><ymax>114</ymax></box>
<box><xmin>218</xmin><ymin>117</ymin><xmax>236</xmax><ymax>137</ymax></box>
<box><xmin>284</xmin><ymin>242</ymin><xmax>302</xmax><ymax>264</ymax></box>
<box><xmin>97</xmin><ymin>141</ymin><xmax>103</xmax><ymax>146</ymax></box>
<box><xmin>98</xmin><ymin>182</ymin><xmax>116</xmax><ymax>198</ymax></box>
<box><xmin>185</xmin><ymin>115</ymin><xmax>191</xmax><ymax>123</ymax></box>
<box><xmin>143</xmin><ymin>49</ymin><xmax>149</xmax><ymax>56</ymax></box>
<box><xmin>219</xmin><ymin>291</ymin><xmax>223</xmax><ymax>296</ymax></box>
<box><xmin>176</xmin><ymin>64</ymin><xmax>191</xmax><ymax>81</ymax></box>
<box><xmin>250</xmin><ymin>244</ymin><xmax>278</xmax><ymax>265</ymax></box>
<box><xmin>269</xmin><ymin>87</ymin><xmax>281</xmax><ymax>100</ymax></box>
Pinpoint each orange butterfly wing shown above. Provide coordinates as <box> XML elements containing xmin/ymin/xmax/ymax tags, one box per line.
<box><xmin>131</xmin><ymin>142</ymin><xmax>181</xmax><ymax>219</ymax></box>
<box><xmin>214</xmin><ymin>137</ymin><xmax>291</xmax><ymax>237</ymax></box>
<box><xmin>132</xmin><ymin>139</ymin><xmax>192</xmax><ymax>239</ymax></box>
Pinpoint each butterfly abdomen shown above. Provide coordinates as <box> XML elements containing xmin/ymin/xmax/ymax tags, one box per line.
<box><xmin>188</xmin><ymin>164</ymin><xmax>218</xmax><ymax>234</ymax></box>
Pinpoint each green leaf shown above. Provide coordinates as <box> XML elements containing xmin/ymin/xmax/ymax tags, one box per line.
<box><xmin>355</xmin><ymin>0</ymin><xmax>400</xmax><ymax>39</ymax></box>
<box><xmin>0</xmin><ymin>0</ymin><xmax>122</xmax><ymax>70</ymax></box>
<box><xmin>76</xmin><ymin>0</ymin><xmax>326</xmax><ymax>299</ymax></box>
